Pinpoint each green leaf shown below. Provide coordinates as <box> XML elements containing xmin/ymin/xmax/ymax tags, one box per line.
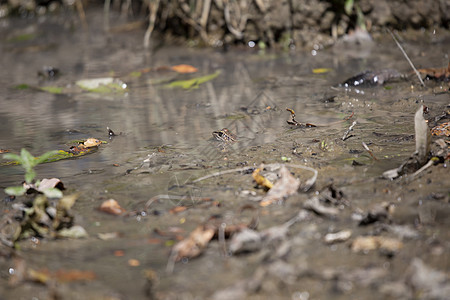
<box><xmin>165</xmin><ymin>71</ymin><xmax>220</xmax><ymax>89</ymax></box>
<box><xmin>42</xmin><ymin>188</ymin><xmax>63</xmax><ymax>199</ymax></box>
<box><xmin>35</xmin><ymin>150</ymin><xmax>59</xmax><ymax>165</ymax></box>
<box><xmin>5</xmin><ymin>186</ymin><xmax>27</xmax><ymax>196</ymax></box>
<box><xmin>14</xmin><ymin>84</ymin><xmax>30</xmax><ymax>90</ymax></box>
<box><xmin>25</xmin><ymin>169</ymin><xmax>36</xmax><ymax>184</ymax></box>
<box><xmin>344</xmin><ymin>0</ymin><xmax>354</xmax><ymax>15</ymax></box>
<box><xmin>129</xmin><ymin>71</ymin><xmax>142</xmax><ymax>78</ymax></box>
<box><xmin>76</xmin><ymin>77</ymin><xmax>127</xmax><ymax>93</ymax></box>
<box><xmin>3</xmin><ymin>153</ymin><xmax>22</xmax><ymax>163</ymax></box>
<box><xmin>7</xmin><ymin>33</ymin><xmax>36</xmax><ymax>42</ymax></box>
<box><xmin>40</xmin><ymin>86</ymin><xmax>63</xmax><ymax>94</ymax></box>
<box><xmin>20</xmin><ymin>148</ymin><xmax>35</xmax><ymax>168</ymax></box>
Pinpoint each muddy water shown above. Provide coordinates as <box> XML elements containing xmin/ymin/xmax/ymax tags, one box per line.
<box><xmin>1</xmin><ymin>10</ymin><xmax>449</xmax><ymax>300</ymax></box>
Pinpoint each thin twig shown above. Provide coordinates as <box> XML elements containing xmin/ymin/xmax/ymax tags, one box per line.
<box><xmin>103</xmin><ymin>0</ymin><xmax>111</xmax><ymax>31</ymax></box>
<box><xmin>362</xmin><ymin>142</ymin><xmax>378</xmax><ymax>160</ymax></box>
<box><xmin>387</xmin><ymin>29</ymin><xmax>425</xmax><ymax>87</ymax></box>
<box><xmin>285</xmin><ymin>163</ymin><xmax>318</xmax><ymax>192</ymax></box>
<box><xmin>75</xmin><ymin>0</ymin><xmax>88</xmax><ymax>29</ymax></box>
<box><xmin>411</xmin><ymin>159</ymin><xmax>434</xmax><ymax>179</ymax></box>
<box><xmin>218</xmin><ymin>223</ymin><xmax>227</xmax><ymax>257</ymax></box>
<box><xmin>342</xmin><ymin>121</ymin><xmax>357</xmax><ymax>141</ymax></box>
<box><xmin>193</xmin><ymin>166</ymin><xmax>255</xmax><ymax>183</ymax></box>
<box><xmin>193</xmin><ymin>163</ymin><xmax>318</xmax><ymax>192</ymax></box>
<box><xmin>224</xmin><ymin>2</ymin><xmax>243</xmax><ymax>39</ymax></box>
<box><xmin>200</xmin><ymin>0</ymin><xmax>212</xmax><ymax>30</ymax></box>
<box><xmin>144</xmin><ymin>0</ymin><xmax>161</xmax><ymax>49</ymax></box>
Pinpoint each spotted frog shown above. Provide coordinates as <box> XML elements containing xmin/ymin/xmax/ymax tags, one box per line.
<box><xmin>212</xmin><ymin>128</ymin><xmax>237</xmax><ymax>143</ymax></box>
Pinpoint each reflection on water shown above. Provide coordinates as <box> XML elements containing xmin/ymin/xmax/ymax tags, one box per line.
<box><xmin>1</xmin><ymin>15</ymin><xmax>448</xmax><ymax>183</ymax></box>
<box><xmin>0</xmin><ymin>13</ymin><xmax>448</xmax><ymax>188</ymax></box>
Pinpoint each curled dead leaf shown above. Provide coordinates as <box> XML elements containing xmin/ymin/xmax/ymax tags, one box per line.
<box><xmin>38</xmin><ymin>178</ymin><xmax>64</xmax><ymax>191</ymax></box>
<box><xmin>260</xmin><ymin>166</ymin><xmax>300</xmax><ymax>207</ymax></box>
<box><xmin>171</xmin><ymin>225</ymin><xmax>215</xmax><ymax>262</ymax></box>
<box><xmin>83</xmin><ymin>138</ymin><xmax>102</xmax><ymax>148</ymax></box>
<box><xmin>99</xmin><ymin>199</ymin><xmax>126</xmax><ymax>215</ymax></box>
<box><xmin>252</xmin><ymin>168</ymin><xmax>273</xmax><ymax>190</ymax></box>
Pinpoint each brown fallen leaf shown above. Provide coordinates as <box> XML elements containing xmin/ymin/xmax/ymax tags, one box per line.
<box><xmin>54</xmin><ymin>269</ymin><xmax>96</xmax><ymax>282</ymax></box>
<box><xmin>252</xmin><ymin>168</ymin><xmax>273</xmax><ymax>190</ymax></box>
<box><xmin>170</xmin><ymin>224</ymin><xmax>215</xmax><ymax>262</ymax></box>
<box><xmin>417</xmin><ymin>61</ymin><xmax>450</xmax><ymax>81</ymax></box>
<box><xmin>128</xmin><ymin>259</ymin><xmax>140</xmax><ymax>267</ymax></box>
<box><xmin>171</xmin><ymin>64</ymin><xmax>198</xmax><ymax>74</ymax></box>
<box><xmin>351</xmin><ymin>236</ymin><xmax>403</xmax><ymax>254</ymax></box>
<box><xmin>99</xmin><ymin>199</ymin><xmax>126</xmax><ymax>215</ymax></box>
<box><xmin>169</xmin><ymin>206</ymin><xmax>188</xmax><ymax>214</ymax></box>
<box><xmin>260</xmin><ymin>166</ymin><xmax>300</xmax><ymax>207</ymax></box>
<box><xmin>27</xmin><ymin>268</ymin><xmax>96</xmax><ymax>284</ymax></box>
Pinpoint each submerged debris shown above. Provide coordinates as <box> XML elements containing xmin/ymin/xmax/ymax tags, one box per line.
<box><xmin>406</xmin><ymin>258</ymin><xmax>450</xmax><ymax>299</ymax></box>
<box><xmin>303</xmin><ymin>196</ymin><xmax>339</xmax><ymax>218</ymax></box>
<box><xmin>341</xmin><ymin>69</ymin><xmax>402</xmax><ymax>87</ymax></box>
<box><xmin>358</xmin><ymin>202</ymin><xmax>395</xmax><ymax>226</ymax></box>
<box><xmin>0</xmin><ymin>194</ymin><xmax>86</xmax><ymax>247</ymax></box>
<box><xmin>324</xmin><ymin>230</ymin><xmax>352</xmax><ymax>244</ymax></box>
<box><xmin>37</xmin><ymin>66</ymin><xmax>60</xmax><ymax>80</ymax></box>
<box><xmin>383</xmin><ymin>105</ymin><xmax>432</xmax><ymax>179</ymax></box>
<box><xmin>99</xmin><ymin>199</ymin><xmax>126</xmax><ymax>215</ymax></box>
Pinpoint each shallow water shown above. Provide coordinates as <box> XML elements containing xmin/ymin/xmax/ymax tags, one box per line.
<box><xmin>1</xmin><ymin>9</ymin><xmax>449</xmax><ymax>300</ymax></box>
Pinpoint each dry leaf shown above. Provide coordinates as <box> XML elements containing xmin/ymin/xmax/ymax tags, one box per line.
<box><xmin>170</xmin><ymin>206</ymin><xmax>188</xmax><ymax>214</ymax></box>
<box><xmin>417</xmin><ymin>61</ymin><xmax>450</xmax><ymax>81</ymax></box>
<box><xmin>99</xmin><ymin>199</ymin><xmax>126</xmax><ymax>215</ymax></box>
<box><xmin>27</xmin><ymin>268</ymin><xmax>96</xmax><ymax>283</ymax></box>
<box><xmin>260</xmin><ymin>166</ymin><xmax>300</xmax><ymax>206</ymax></box>
<box><xmin>128</xmin><ymin>259</ymin><xmax>140</xmax><ymax>267</ymax></box>
<box><xmin>38</xmin><ymin>178</ymin><xmax>64</xmax><ymax>191</ymax></box>
<box><xmin>252</xmin><ymin>168</ymin><xmax>273</xmax><ymax>189</ymax></box>
<box><xmin>351</xmin><ymin>236</ymin><xmax>403</xmax><ymax>253</ymax></box>
<box><xmin>83</xmin><ymin>138</ymin><xmax>102</xmax><ymax>148</ymax></box>
<box><xmin>171</xmin><ymin>225</ymin><xmax>215</xmax><ymax>261</ymax></box>
<box><xmin>54</xmin><ymin>269</ymin><xmax>96</xmax><ymax>282</ymax></box>
<box><xmin>171</xmin><ymin>64</ymin><xmax>198</xmax><ymax>73</ymax></box>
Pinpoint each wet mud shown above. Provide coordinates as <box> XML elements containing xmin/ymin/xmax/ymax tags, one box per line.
<box><xmin>0</xmin><ymin>9</ymin><xmax>449</xmax><ymax>300</ymax></box>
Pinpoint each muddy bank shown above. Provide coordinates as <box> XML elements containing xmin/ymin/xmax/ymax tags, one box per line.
<box><xmin>2</xmin><ymin>0</ymin><xmax>449</xmax><ymax>48</ymax></box>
